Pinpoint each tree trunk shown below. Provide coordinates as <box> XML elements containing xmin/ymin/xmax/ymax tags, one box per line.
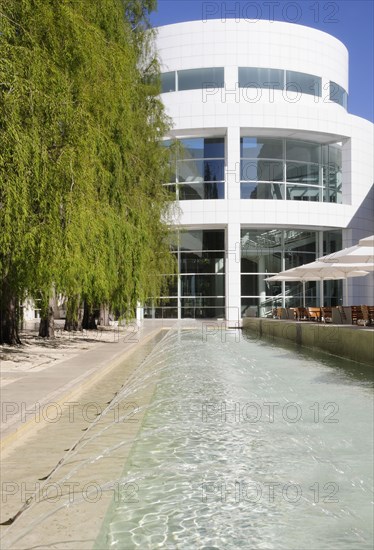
<box><xmin>38</xmin><ymin>297</ymin><xmax>55</xmax><ymax>338</ymax></box>
<box><xmin>82</xmin><ymin>302</ymin><xmax>97</xmax><ymax>330</ymax></box>
<box><xmin>98</xmin><ymin>304</ymin><xmax>110</xmax><ymax>326</ymax></box>
<box><xmin>0</xmin><ymin>286</ymin><xmax>21</xmax><ymax>345</ymax></box>
<box><xmin>64</xmin><ymin>295</ymin><xmax>83</xmax><ymax>331</ymax></box>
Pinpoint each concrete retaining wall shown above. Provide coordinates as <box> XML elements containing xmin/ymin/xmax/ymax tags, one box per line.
<box><xmin>242</xmin><ymin>319</ymin><xmax>374</xmax><ymax>367</ymax></box>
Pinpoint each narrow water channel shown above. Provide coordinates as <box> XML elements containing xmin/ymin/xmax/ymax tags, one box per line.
<box><xmin>96</xmin><ymin>328</ymin><xmax>373</xmax><ymax>550</ymax></box>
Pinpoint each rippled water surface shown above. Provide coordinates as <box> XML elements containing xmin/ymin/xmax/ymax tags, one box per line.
<box><xmin>96</xmin><ymin>328</ymin><xmax>374</xmax><ymax>550</ymax></box>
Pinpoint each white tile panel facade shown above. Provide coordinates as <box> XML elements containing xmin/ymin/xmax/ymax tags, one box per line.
<box><xmin>156</xmin><ymin>19</ymin><xmax>373</xmax><ymax>321</ymax></box>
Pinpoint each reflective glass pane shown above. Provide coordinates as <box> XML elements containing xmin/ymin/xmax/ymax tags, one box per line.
<box><xmin>329</xmin><ymin>81</ymin><xmax>348</xmax><ymax>109</ymax></box>
<box><xmin>180</xmin><ymin>230</ymin><xmax>225</xmax><ymax>252</ymax></box>
<box><xmin>328</xmin><ymin>144</ymin><xmax>342</xmax><ymax>167</ymax></box>
<box><xmin>286</xmin><ymin>184</ymin><xmax>321</xmax><ymax>201</ymax></box>
<box><xmin>241</xmin><ymin>275</ymin><xmax>258</xmax><ymax>296</ymax></box>
<box><xmin>285</xmin><ymin>281</ymin><xmax>317</xmax><ymax>307</ymax></box>
<box><xmin>204</xmin><ymin>138</ymin><xmax>225</xmax><ymax>158</ymax></box>
<box><xmin>286</xmin><ymin>162</ymin><xmax>320</xmax><ymax>184</ymax></box>
<box><xmin>177</xmin><ymin>160</ymin><xmax>204</xmax><ymax>182</ymax></box>
<box><xmin>180</xmin><ymin>297</ymin><xmax>225</xmax><ymax>318</ymax></box>
<box><xmin>180</xmin><ymin>138</ymin><xmax>204</xmax><ymax>159</ymax></box>
<box><xmin>179</xmin><ymin>182</ymin><xmax>204</xmax><ymax>200</ymax></box>
<box><xmin>241</xmin><ymin>182</ymin><xmax>257</xmax><ymax>199</ymax></box>
<box><xmin>179</xmin><ymin>182</ymin><xmax>224</xmax><ymax>200</ymax></box>
<box><xmin>324</xmin><ymin>144</ymin><xmax>342</xmax><ymax>203</ymax></box>
<box><xmin>180</xmin><ymin>297</ymin><xmax>225</xmax><ymax>307</ymax></box>
<box><xmin>153</xmin><ymin>307</ymin><xmax>178</xmax><ymax>319</ymax></box>
<box><xmin>204</xmin><ymin>159</ymin><xmax>224</xmax><ymax>181</ymax></box>
<box><xmin>284</xmin><ymin>231</ymin><xmax>316</xmax><ymax>252</ymax></box>
<box><xmin>241</xmin><ymin>182</ymin><xmax>284</xmax><ymax>199</ymax></box>
<box><xmin>178</xmin><ymin>159</ymin><xmax>224</xmax><ymax>182</ymax></box>
<box><xmin>238</xmin><ymin>67</ymin><xmax>284</xmax><ymax>89</ymax></box>
<box><xmin>241</xmin><ymin>160</ymin><xmax>283</xmax><ymax>181</ymax></box>
<box><xmin>241</xmin><ymin>253</ymin><xmax>281</xmax><ymax>273</ymax></box>
<box><xmin>181</xmin><ymin>274</ymin><xmax>225</xmax><ymax>296</ymax></box>
<box><xmin>180</xmin><ymin>138</ymin><xmax>224</xmax><ymax>159</ymax></box>
<box><xmin>286</xmin><ymin>71</ymin><xmax>321</xmax><ymax>96</ymax></box>
<box><xmin>323</xmin><ymin>279</ymin><xmax>342</xmax><ymax>307</ymax></box>
<box><xmin>241</xmin><ymin>229</ymin><xmax>284</xmax><ymax>251</ymax></box>
<box><xmin>180</xmin><ymin>252</ymin><xmax>225</xmax><ymax>274</ymax></box>
<box><xmin>323</xmin><ymin>230</ymin><xmax>343</xmax><ymax>255</ymax></box>
<box><xmin>241</xmin><ymin>137</ymin><xmax>283</xmax><ymax>159</ymax></box>
<box><xmin>241</xmin><ymin>275</ymin><xmax>276</xmax><ymax>297</ymax></box>
<box><xmin>286</xmin><ymin>140</ymin><xmax>320</xmax><ymax>163</ymax></box>
<box><xmin>284</xmin><ymin>251</ymin><xmax>317</xmax><ymax>269</ymax></box>
<box><xmin>178</xmin><ymin>67</ymin><xmax>224</xmax><ymax>91</ymax></box>
<box><xmin>161</xmin><ymin>72</ymin><xmax>176</xmax><ymax>93</ymax></box>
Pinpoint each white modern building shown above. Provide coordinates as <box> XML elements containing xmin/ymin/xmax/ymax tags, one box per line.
<box><xmin>146</xmin><ymin>19</ymin><xmax>373</xmax><ymax>324</ymax></box>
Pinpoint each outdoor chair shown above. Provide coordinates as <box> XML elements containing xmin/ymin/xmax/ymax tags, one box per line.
<box><xmin>307</xmin><ymin>307</ymin><xmax>321</xmax><ymax>322</ymax></box>
<box><xmin>351</xmin><ymin>305</ymin><xmax>363</xmax><ymax>325</ymax></box>
<box><xmin>321</xmin><ymin>307</ymin><xmax>332</xmax><ymax>323</ymax></box>
<box><xmin>368</xmin><ymin>306</ymin><xmax>374</xmax><ymax>323</ymax></box>
<box><xmin>295</xmin><ymin>307</ymin><xmax>310</xmax><ymax>321</ymax></box>
<box><xmin>288</xmin><ymin>308</ymin><xmax>296</xmax><ymax>320</ymax></box>
<box><xmin>360</xmin><ymin>305</ymin><xmax>373</xmax><ymax>326</ymax></box>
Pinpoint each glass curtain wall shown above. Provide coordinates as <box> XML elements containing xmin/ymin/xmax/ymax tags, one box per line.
<box><xmin>163</xmin><ymin>138</ymin><xmax>225</xmax><ymax>200</ymax></box>
<box><xmin>240</xmin><ymin>137</ymin><xmax>342</xmax><ymax>203</ymax></box>
<box><xmin>144</xmin><ymin>230</ymin><xmax>225</xmax><ymax>319</ymax></box>
<box><xmin>238</xmin><ymin>67</ymin><xmax>322</xmax><ymax>97</ymax></box>
<box><xmin>323</xmin><ymin>231</ymin><xmax>343</xmax><ymax>306</ymax></box>
<box><xmin>241</xmin><ymin>229</ymin><xmax>342</xmax><ymax>317</ymax></box>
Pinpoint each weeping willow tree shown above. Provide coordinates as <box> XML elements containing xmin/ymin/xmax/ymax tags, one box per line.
<box><xmin>0</xmin><ymin>0</ymin><xmax>176</xmax><ymax>344</ymax></box>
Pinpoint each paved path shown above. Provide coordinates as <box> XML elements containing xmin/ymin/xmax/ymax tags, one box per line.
<box><xmin>0</xmin><ymin>320</ymin><xmax>172</xmax><ymax>448</ymax></box>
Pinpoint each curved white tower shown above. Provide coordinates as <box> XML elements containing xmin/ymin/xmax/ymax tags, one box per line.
<box><xmin>151</xmin><ymin>19</ymin><xmax>373</xmax><ymax>323</ymax></box>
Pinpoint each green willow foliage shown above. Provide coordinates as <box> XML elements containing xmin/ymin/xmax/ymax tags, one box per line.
<box><xmin>0</xmin><ymin>0</ymin><xmax>176</xmax><ymax>342</ymax></box>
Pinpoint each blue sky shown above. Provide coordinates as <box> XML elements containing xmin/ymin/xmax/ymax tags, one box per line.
<box><xmin>151</xmin><ymin>1</ymin><xmax>374</xmax><ymax>122</ymax></box>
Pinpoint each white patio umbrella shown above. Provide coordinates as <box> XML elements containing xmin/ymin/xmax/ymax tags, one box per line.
<box><xmin>266</xmin><ymin>273</ymin><xmax>334</xmax><ymax>307</ymax></box>
<box><xmin>266</xmin><ymin>262</ymin><xmax>371</xmax><ymax>306</ymax></box>
<box><xmin>287</xmin><ymin>263</ymin><xmax>372</xmax><ymax>305</ymax></box>
<box><xmin>318</xmin><ymin>235</ymin><xmax>374</xmax><ymax>264</ymax></box>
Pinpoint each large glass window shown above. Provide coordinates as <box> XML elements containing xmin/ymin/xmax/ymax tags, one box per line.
<box><xmin>240</xmin><ymin>229</ymin><xmax>342</xmax><ymax>317</ymax></box>
<box><xmin>238</xmin><ymin>67</ymin><xmax>284</xmax><ymax>90</ymax></box>
<box><xmin>329</xmin><ymin>82</ymin><xmax>348</xmax><ymax>109</ymax></box>
<box><xmin>161</xmin><ymin>72</ymin><xmax>176</xmax><ymax>93</ymax></box>
<box><xmin>286</xmin><ymin>70</ymin><xmax>321</xmax><ymax>96</ymax></box>
<box><xmin>286</xmin><ymin>140</ymin><xmax>320</xmax><ymax>163</ymax></box>
<box><xmin>145</xmin><ymin>230</ymin><xmax>226</xmax><ymax>319</ymax></box>
<box><xmin>178</xmin><ymin>68</ymin><xmax>224</xmax><ymax>91</ymax></box>
<box><xmin>240</xmin><ymin>137</ymin><xmax>343</xmax><ymax>203</ymax></box>
<box><xmin>241</xmin><ymin>137</ymin><xmax>283</xmax><ymax>159</ymax></box>
<box><xmin>180</xmin><ymin>229</ymin><xmax>225</xmax><ymax>319</ymax></box>
<box><xmin>163</xmin><ymin>137</ymin><xmax>225</xmax><ymax>200</ymax></box>
<box><xmin>161</xmin><ymin>67</ymin><xmax>329</xmax><ymax>100</ymax></box>
<box><xmin>323</xmin><ymin>143</ymin><xmax>342</xmax><ymax>203</ymax></box>
<box><xmin>238</xmin><ymin>68</ymin><xmax>322</xmax><ymax>98</ymax></box>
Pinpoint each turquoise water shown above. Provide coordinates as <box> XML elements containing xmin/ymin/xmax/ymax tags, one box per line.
<box><xmin>96</xmin><ymin>328</ymin><xmax>373</xmax><ymax>549</ymax></box>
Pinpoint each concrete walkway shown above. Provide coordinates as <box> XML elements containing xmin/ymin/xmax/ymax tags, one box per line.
<box><xmin>0</xmin><ymin>320</ymin><xmax>172</xmax><ymax>449</ymax></box>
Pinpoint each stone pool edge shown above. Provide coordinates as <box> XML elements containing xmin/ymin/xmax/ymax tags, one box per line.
<box><xmin>242</xmin><ymin>319</ymin><xmax>374</xmax><ymax>367</ymax></box>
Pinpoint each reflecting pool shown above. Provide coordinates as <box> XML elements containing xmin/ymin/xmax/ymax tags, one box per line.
<box><xmin>96</xmin><ymin>328</ymin><xmax>373</xmax><ymax>550</ymax></box>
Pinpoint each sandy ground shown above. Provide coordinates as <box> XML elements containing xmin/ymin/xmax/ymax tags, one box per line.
<box><xmin>0</xmin><ymin>321</ymin><xmax>132</xmax><ymax>380</ymax></box>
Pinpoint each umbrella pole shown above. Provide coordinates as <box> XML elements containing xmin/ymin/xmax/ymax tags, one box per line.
<box><xmin>320</xmin><ymin>280</ymin><xmax>324</xmax><ymax>307</ymax></box>
<box><xmin>303</xmin><ymin>281</ymin><xmax>305</xmax><ymax>307</ymax></box>
<box><xmin>344</xmin><ymin>277</ymin><xmax>348</xmax><ymax>306</ymax></box>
